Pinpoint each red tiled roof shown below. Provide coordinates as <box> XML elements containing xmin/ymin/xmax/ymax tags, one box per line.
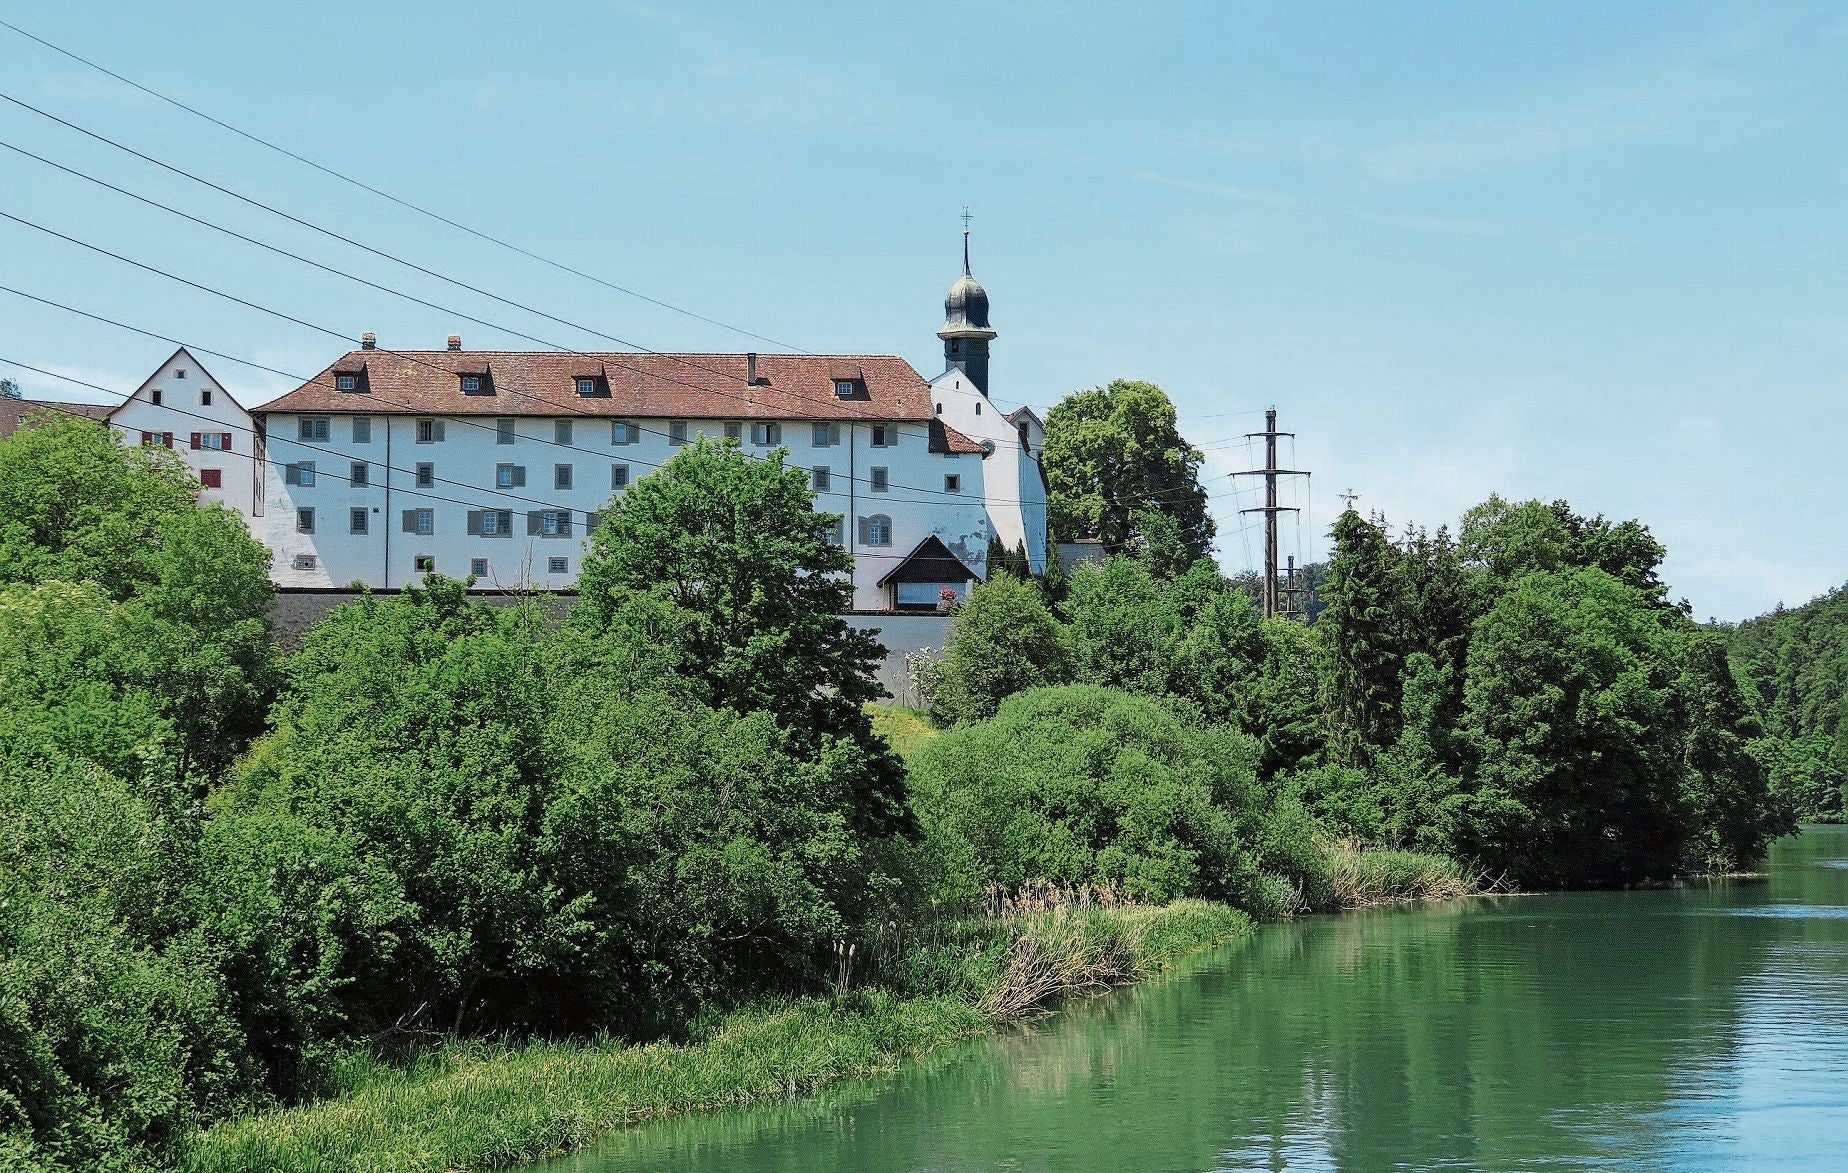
<box><xmin>0</xmin><ymin>399</ymin><xmax>113</xmax><ymax>440</ymax></box>
<box><xmin>256</xmin><ymin>351</ymin><xmax>935</xmax><ymax>421</ymax></box>
<box><xmin>929</xmin><ymin>418</ymin><xmax>986</xmax><ymax>454</ymax></box>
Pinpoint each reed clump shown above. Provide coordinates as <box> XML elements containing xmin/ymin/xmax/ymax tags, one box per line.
<box><xmin>1327</xmin><ymin>844</ymin><xmax>1482</xmax><ymax>907</ymax></box>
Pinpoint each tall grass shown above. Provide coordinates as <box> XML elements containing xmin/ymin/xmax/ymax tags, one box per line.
<box><xmin>1327</xmin><ymin>844</ymin><xmax>1481</xmax><ymax>907</ymax></box>
<box><xmin>181</xmin><ymin>899</ymin><xmax>1248</xmax><ymax>1172</ymax></box>
<box><xmin>866</xmin><ymin>704</ymin><xmax>940</xmax><ymax>762</ymax></box>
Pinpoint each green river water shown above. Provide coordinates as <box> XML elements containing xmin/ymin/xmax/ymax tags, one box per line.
<box><xmin>549</xmin><ymin>826</ymin><xmax>1848</xmax><ymax>1171</ymax></box>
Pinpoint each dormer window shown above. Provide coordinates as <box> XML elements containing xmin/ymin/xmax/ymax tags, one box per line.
<box><xmin>834</xmin><ymin>379</ymin><xmax>855</xmax><ymax>398</ymax></box>
<box><xmin>577</xmin><ymin>378</ymin><xmax>594</xmax><ymax>395</ymax></box>
<box><xmin>572</xmin><ymin>372</ymin><xmax>610</xmax><ymax>398</ymax></box>
<box><xmin>461</xmin><ymin>375</ymin><xmax>482</xmax><ymax>392</ymax></box>
<box><xmin>336</xmin><ymin>374</ymin><xmax>358</xmax><ymax>391</ymax></box>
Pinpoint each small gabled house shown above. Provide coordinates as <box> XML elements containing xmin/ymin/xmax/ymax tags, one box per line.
<box><xmin>107</xmin><ymin>347</ymin><xmax>260</xmax><ymax>526</ymax></box>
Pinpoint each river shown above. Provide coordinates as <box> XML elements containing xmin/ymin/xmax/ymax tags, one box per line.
<box><xmin>546</xmin><ymin>826</ymin><xmax>1848</xmax><ymax>1171</ymax></box>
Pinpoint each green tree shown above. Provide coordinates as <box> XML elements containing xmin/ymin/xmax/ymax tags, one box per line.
<box><xmin>0</xmin><ymin>378</ymin><xmax>18</xmax><ymax>399</ymax></box>
<box><xmin>1320</xmin><ymin>511</ymin><xmax>1405</xmax><ymax>765</ymax></box>
<box><xmin>1676</xmin><ymin>629</ymin><xmax>1793</xmax><ymax>870</ymax></box>
<box><xmin>1043</xmin><ymin>379</ymin><xmax>1215</xmax><ymax>559</ymax></box>
<box><xmin>928</xmin><ymin>573</ymin><xmax>1070</xmax><ymax>725</ymax></box>
<box><xmin>1064</xmin><ymin>556</ymin><xmax>1187</xmax><ymax>696</ymax></box>
<box><xmin>1455</xmin><ymin>568</ymin><xmax>1687</xmax><ymax>886</ymax></box>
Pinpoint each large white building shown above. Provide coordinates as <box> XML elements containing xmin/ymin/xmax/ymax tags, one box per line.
<box><xmin>252</xmin><ymin>244</ymin><xmax>1048</xmax><ymax>609</ymax></box>
<box><xmin>107</xmin><ymin>347</ymin><xmax>262</xmax><ymax>525</ymax></box>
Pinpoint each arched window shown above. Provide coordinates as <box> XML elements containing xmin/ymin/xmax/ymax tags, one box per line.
<box><xmin>859</xmin><ymin>514</ymin><xmax>893</xmax><ymax>546</ymax></box>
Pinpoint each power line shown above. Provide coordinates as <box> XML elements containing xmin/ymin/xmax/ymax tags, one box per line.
<box><xmin>0</xmin><ymin>17</ymin><xmax>811</xmax><ymax>354</ymax></box>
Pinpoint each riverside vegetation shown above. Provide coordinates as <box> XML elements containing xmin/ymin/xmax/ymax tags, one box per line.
<box><xmin>0</xmin><ymin>399</ymin><xmax>1791</xmax><ymax>1171</ymax></box>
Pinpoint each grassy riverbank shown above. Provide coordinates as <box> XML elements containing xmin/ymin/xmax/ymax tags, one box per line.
<box><xmin>181</xmin><ymin>900</ymin><xmax>1251</xmax><ymax>1172</ymax></box>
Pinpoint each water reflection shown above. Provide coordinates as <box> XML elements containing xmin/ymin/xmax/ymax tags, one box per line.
<box><xmin>546</xmin><ymin>828</ymin><xmax>1848</xmax><ymax>1172</ymax></box>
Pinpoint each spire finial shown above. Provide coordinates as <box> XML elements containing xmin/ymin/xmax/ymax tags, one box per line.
<box><xmin>960</xmin><ymin>206</ymin><xmax>973</xmax><ymax>274</ymax></box>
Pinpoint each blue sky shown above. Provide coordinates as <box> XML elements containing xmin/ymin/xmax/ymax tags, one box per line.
<box><xmin>2</xmin><ymin>1</ymin><xmax>1844</xmax><ymax>619</ymax></box>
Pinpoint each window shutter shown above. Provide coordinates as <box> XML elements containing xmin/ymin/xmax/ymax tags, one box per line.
<box><xmin>402</xmin><ymin>510</ymin><xmax>417</xmax><ymax>533</ymax></box>
<box><xmin>513</xmin><ymin>466</ymin><xmax>526</xmax><ymax>488</ymax></box>
<box><xmin>560</xmin><ymin>513</ymin><xmax>573</xmax><ymax>537</ymax></box>
<box><xmin>587</xmin><ymin>511</ymin><xmax>602</xmax><ymax>534</ymax></box>
<box><xmin>222</xmin><ymin>433</ymin><xmax>233</xmax><ymax>451</ymax></box>
<box><xmin>433</xmin><ymin>420</ymin><xmax>446</xmax><ymax>442</ymax></box>
<box><xmin>189</xmin><ymin>433</ymin><xmax>201</xmax><ymax>450</ymax></box>
<box><xmin>829</xmin><ymin>424</ymin><xmax>841</xmax><ymax>446</ymax></box>
<box><xmin>527</xmin><ymin>510</ymin><xmax>543</xmax><ymax>536</ymax></box>
<box><xmin>284</xmin><ymin>463</ymin><xmax>299</xmax><ymax>486</ymax></box>
<box><xmin>467</xmin><ymin>510</ymin><xmax>483</xmax><ymax>536</ymax></box>
<box><xmin>857</xmin><ymin>517</ymin><xmax>869</xmax><ymax>544</ymax></box>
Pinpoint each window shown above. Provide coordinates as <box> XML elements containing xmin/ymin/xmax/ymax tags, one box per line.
<box><xmin>861</xmin><ymin>514</ymin><xmax>892</xmax><ymax>546</ymax></box>
<box><xmin>542</xmin><ymin>511</ymin><xmax>563</xmax><ymax>536</ymax></box>
<box><xmin>668</xmin><ymin>421</ymin><xmax>688</xmax><ymax>446</ymax></box>
<box><xmin>291</xmin><ymin>553</ymin><xmax>317</xmax><ymax>571</ymax></box>
<box><xmin>975</xmin><ymin>402</ymin><xmax>982</xmax><ymax>415</ymax></box>
<box><xmin>472</xmin><ymin>509</ymin><xmax>515</xmax><ymax>537</ymax></box>
<box><xmin>612</xmin><ymin>420</ymin><xmax>638</xmax><ymax>445</ymax></box>
<box><xmin>151</xmin><ymin>388</ymin><xmax>163</xmax><ymax>406</ymax></box>
<box><xmin>935</xmin><ymin>403</ymin><xmax>943</xmax><ymax>415</ymax></box>
<box><xmin>752</xmin><ymin>422</ymin><xmax>782</xmax><ymax>446</ymax></box>
<box><xmin>555</xmin><ymin>419</ymin><xmax>573</xmax><ymax>445</ymax></box>
<box><xmin>576</xmin><ymin>378</ymin><xmax>596</xmax><ymax>396</ymax></box>
<box><xmin>191</xmin><ymin>432</ymin><xmax>232</xmax><ymax>451</ymax></box>
<box><xmin>811</xmin><ymin>466</ymin><xmax>831</xmax><ymax>493</ymax></box>
<box><xmin>296</xmin><ymin>506</ymin><xmax>315</xmax><ymax>533</ymax></box>
<box><xmin>611</xmin><ymin>463</ymin><xmax>630</xmax><ymax>490</ymax></box>
<box><xmin>530</xmin><ymin>509</ymin><xmax>572</xmax><ymax>537</ymax></box>
<box><xmin>548</xmin><ymin>557</ymin><xmax>569</xmax><ymax>575</ymax></box>
<box><xmin>299</xmin><ymin>417</ymin><xmax>330</xmax><ymax>442</ymax></box>
<box><xmin>285</xmin><ymin>461</ymin><xmax>316</xmax><ymax>487</ymax></box>
<box><xmin>461</xmin><ymin>375</ymin><xmax>482</xmax><ymax>393</ymax></box>
<box><xmin>416</xmin><ymin>462</ymin><xmax>435</xmax><ymax>489</ymax></box>
<box><xmin>350</xmin><ymin>461</ymin><xmax>368</xmax><ymax>487</ymax></box>
<box><xmin>201</xmin><ymin>389</ymin><xmax>213</xmax><ymax>406</ymax></box>
<box><xmin>870</xmin><ymin>467</ymin><xmax>889</xmax><ymax>492</ymax></box>
<box><xmin>555</xmin><ymin>464</ymin><xmax>573</xmax><ymax>490</ymax></box>
<box><xmin>350</xmin><ymin>507</ymin><xmax>369</xmax><ymax>534</ymax></box>
<box><xmin>199</xmin><ymin>468</ymin><xmax>223</xmax><ymax>489</ymax></box>
<box><xmin>496</xmin><ymin>463</ymin><xmax>525</xmax><ymax>488</ymax></box>
<box><xmin>352</xmin><ymin>417</ymin><xmax>371</xmax><ymax>443</ymax></box>
<box><xmin>944</xmin><ymin>474</ymin><xmax>962</xmax><ymax>493</ymax></box>
<box><xmin>471</xmin><ymin>557</ymin><xmax>489</xmax><ymax>577</ymax></box>
<box><xmin>416</xmin><ymin>418</ymin><xmax>441</xmax><ymax>443</ymax></box>
<box><xmin>812</xmin><ymin>423</ymin><xmax>839</xmax><ymax>447</ymax></box>
<box><xmin>724</xmin><ymin>421</ymin><xmax>743</xmax><ymax>442</ymax></box>
<box><xmin>871</xmin><ymin>424</ymin><xmax>897</xmax><ymax>447</ymax></box>
<box><xmin>176</xmin><ymin>369</ymin><xmax>186</xmax><ymax>379</ymax></box>
<box><xmin>414</xmin><ymin>554</ymin><xmax>435</xmax><ymax>574</ymax></box>
<box><xmin>496</xmin><ymin>417</ymin><xmax>515</xmax><ymax>445</ymax></box>
<box><xmin>141</xmin><ymin>431</ymin><xmax>174</xmax><ymax>449</ymax></box>
<box><xmin>336</xmin><ymin>374</ymin><xmax>358</xmax><ymax>392</ymax></box>
<box><xmin>834</xmin><ymin>379</ymin><xmax>855</xmax><ymax>397</ymax></box>
<box><xmin>825</xmin><ymin>518</ymin><xmax>845</xmax><ymax>545</ymax></box>
<box><xmin>414</xmin><ymin>509</ymin><xmax>434</xmax><ymax>536</ymax></box>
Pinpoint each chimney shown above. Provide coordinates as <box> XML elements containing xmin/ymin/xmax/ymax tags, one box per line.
<box><xmin>447</xmin><ymin>334</ymin><xmax>462</xmax><ymax>352</ymax></box>
<box><xmin>745</xmin><ymin>352</ymin><xmax>758</xmax><ymax>387</ymax></box>
<box><xmin>360</xmin><ymin>331</ymin><xmax>376</xmax><ymax>351</ymax></box>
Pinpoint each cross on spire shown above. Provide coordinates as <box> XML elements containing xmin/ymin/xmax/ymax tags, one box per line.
<box><xmin>1339</xmin><ymin>488</ymin><xmax>1361</xmax><ymax>510</ymax></box>
<box><xmin>960</xmin><ymin>206</ymin><xmax>973</xmax><ymax>273</ymax></box>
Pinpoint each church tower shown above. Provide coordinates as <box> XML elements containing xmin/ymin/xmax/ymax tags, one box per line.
<box><xmin>938</xmin><ymin>216</ymin><xmax>997</xmax><ymax>396</ymax></box>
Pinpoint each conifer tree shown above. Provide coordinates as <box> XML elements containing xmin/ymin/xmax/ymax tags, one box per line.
<box><xmin>1321</xmin><ymin>510</ymin><xmax>1405</xmax><ymax>765</ymax></box>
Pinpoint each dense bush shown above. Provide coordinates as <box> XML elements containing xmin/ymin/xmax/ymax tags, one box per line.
<box><xmin>926</xmin><ymin>574</ymin><xmax>1070</xmax><ymax>725</ymax></box>
<box><xmin>908</xmin><ymin>685</ymin><xmax>1323</xmax><ymax>917</ymax></box>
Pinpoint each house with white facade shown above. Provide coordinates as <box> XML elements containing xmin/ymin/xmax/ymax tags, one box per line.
<box><xmin>252</xmin><ymin>245</ymin><xmax>1048</xmax><ymax>610</ymax></box>
<box><xmin>107</xmin><ymin>348</ymin><xmax>262</xmax><ymax>525</ymax></box>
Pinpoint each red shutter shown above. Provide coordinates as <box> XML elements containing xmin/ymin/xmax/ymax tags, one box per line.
<box><xmin>163</xmin><ymin>433</ymin><xmax>174</xmax><ymax>449</ymax></box>
<box><xmin>222</xmin><ymin>433</ymin><xmax>233</xmax><ymax>451</ymax></box>
<box><xmin>190</xmin><ymin>433</ymin><xmax>201</xmax><ymax>450</ymax></box>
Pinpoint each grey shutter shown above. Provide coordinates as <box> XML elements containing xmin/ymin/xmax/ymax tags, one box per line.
<box><xmin>857</xmin><ymin>517</ymin><xmax>869</xmax><ymax>545</ymax></box>
<box><xmin>284</xmin><ymin>462</ymin><xmax>299</xmax><ymax>486</ymax></box>
<box><xmin>560</xmin><ymin>513</ymin><xmax>573</xmax><ymax>537</ymax></box>
<box><xmin>467</xmin><ymin>510</ymin><xmax>483</xmax><ymax>536</ymax></box>
<box><xmin>587</xmin><ymin>511</ymin><xmax>602</xmax><ymax>535</ymax></box>
<box><xmin>497</xmin><ymin>510</ymin><xmax>513</xmax><ymax>535</ymax></box>
<box><xmin>402</xmin><ymin>510</ymin><xmax>417</xmax><ymax>533</ymax></box>
<box><xmin>433</xmin><ymin>420</ymin><xmax>446</xmax><ymax>441</ymax></box>
<box><xmin>512</xmin><ymin>465</ymin><xmax>526</xmax><ymax>488</ymax></box>
<box><xmin>829</xmin><ymin>424</ymin><xmax>841</xmax><ymax>446</ymax></box>
<box><xmin>527</xmin><ymin>510</ymin><xmax>543</xmax><ymax>536</ymax></box>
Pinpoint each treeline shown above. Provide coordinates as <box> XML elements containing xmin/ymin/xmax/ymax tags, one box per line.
<box><xmin>921</xmin><ymin>494</ymin><xmax>1791</xmax><ymax>888</ymax></box>
<box><xmin>1726</xmin><ymin>586</ymin><xmax>1848</xmax><ymax>821</ymax></box>
<box><xmin>0</xmin><ymin>418</ymin><xmax>1337</xmax><ymax>1171</ymax></box>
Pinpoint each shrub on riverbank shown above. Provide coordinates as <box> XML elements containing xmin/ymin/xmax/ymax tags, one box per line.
<box><xmin>179</xmin><ymin>900</ymin><xmax>1247</xmax><ymax>1173</ymax></box>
